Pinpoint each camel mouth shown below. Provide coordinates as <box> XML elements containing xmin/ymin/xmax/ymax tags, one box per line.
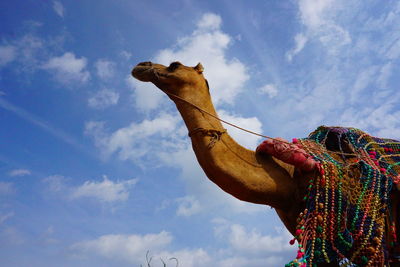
<box><xmin>131</xmin><ymin>61</ymin><xmax>154</xmax><ymax>81</ymax></box>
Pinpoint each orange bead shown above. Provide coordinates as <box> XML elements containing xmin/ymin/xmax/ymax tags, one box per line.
<box><xmin>367</xmin><ymin>247</ymin><xmax>375</xmax><ymax>254</ymax></box>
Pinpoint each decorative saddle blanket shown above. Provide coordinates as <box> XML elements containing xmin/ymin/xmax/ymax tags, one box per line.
<box><xmin>257</xmin><ymin>126</ymin><xmax>400</xmax><ymax>267</ymax></box>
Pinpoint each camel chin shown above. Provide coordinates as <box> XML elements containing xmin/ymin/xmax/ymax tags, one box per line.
<box><xmin>131</xmin><ymin>62</ymin><xmax>155</xmax><ymax>82</ymax></box>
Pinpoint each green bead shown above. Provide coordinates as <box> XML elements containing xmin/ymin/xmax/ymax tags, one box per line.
<box><xmin>316</xmin><ymin>237</ymin><xmax>322</xmax><ymax>244</ymax></box>
<box><xmin>316</xmin><ymin>226</ymin><xmax>323</xmax><ymax>233</ymax></box>
<box><xmin>361</xmin><ymin>256</ymin><xmax>368</xmax><ymax>264</ymax></box>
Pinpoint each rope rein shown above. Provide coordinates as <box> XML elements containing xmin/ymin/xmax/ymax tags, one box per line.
<box><xmin>163</xmin><ymin>90</ymin><xmax>361</xmax><ymax>158</ymax></box>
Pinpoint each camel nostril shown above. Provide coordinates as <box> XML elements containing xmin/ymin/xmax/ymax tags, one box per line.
<box><xmin>138</xmin><ymin>61</ymin><xmax>152</xmax><ymax>66</ymax></box>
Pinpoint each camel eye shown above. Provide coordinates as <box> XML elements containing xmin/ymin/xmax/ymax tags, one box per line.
<box><xmin>168</xmin><ymin>61</ymin><xmax>182</xmax><ymax>71</ymax></box>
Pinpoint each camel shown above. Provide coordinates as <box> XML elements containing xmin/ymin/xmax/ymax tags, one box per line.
<box><xmin>131</xmin><ymin>61</ymin><xmax>399</xmax><ymax>266</ymax></box>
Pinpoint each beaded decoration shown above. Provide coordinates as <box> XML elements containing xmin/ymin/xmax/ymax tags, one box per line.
<box><xmin>260</xmin><ymin>126</ymin><xmax>400</xmax><ymax>267</ymax></box>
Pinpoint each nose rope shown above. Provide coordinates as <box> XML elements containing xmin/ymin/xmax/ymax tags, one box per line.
<box><xmin>161</xmin><ymin>90</ymin><xmax>364</xmax><ymax>157</ymax></box>
<box><xmin>162</xmin><ymin>90</ymin><xmax>271</xmax><ymax>138</ymax></box>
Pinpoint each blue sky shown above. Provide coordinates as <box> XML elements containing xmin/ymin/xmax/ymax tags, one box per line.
<box><xmin>1</xmin><ymin>0</ymin><xmax>400</xmax><ymax>266</ymax></box>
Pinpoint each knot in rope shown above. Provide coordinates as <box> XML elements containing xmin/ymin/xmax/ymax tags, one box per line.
<box><xmin>188</xmin><ymin>127</ymin><xmax>226</xmax><ymax>149</ymax></box>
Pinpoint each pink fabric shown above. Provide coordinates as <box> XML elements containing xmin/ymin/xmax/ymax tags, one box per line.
<box><xmin>256</xmin><ymin>138</ymin><xmax>319</xmax><ymax>172</ymax></box>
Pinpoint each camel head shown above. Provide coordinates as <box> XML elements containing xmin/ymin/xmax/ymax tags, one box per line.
<box><xmin>131</xmin><ymin>61</ymin><xmax>208</xmax><ymax>98</ymax></box>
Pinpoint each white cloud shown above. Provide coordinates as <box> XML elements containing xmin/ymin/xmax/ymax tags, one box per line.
<box><xmin>69</xmin><ymin>223</ymin><xmax>295</xmax><ymax>267</ymax></box>
<box><xmin>95</xmin><ymin>59</ymin><xmax>116</xmax><ymax>80</ymax></box>
<box><xmin>120</xmin><ymin>50</ymin><xmax>132</xmax><ymax>60</ymax></box>
<box><xmin>71</xmin><ymin>231</ymin><xmax>172</xmax><ymax>262</ymax></box>
<box><xmin>0</xmin><ymin>45</ymin><xmax>16</xmax><ymax>67</ymax></box>
<box><xmin>53</xmin><ymin>1</ymin><xmax>65</xmax><ymax>18</ymax></box>
<box><xmin>88</xmin><ymin>89</ymin><xmax>119</xmax><ymax>109</ymax></box>
<box><xmin>126</xmin><ymin>75</ymin><xmax>166</xmax><ymax>112</ymax></box>
<box><xmin>212</xmin><ymin>220</ymin><xmax>296</xmax><ymax>267</ymax></box>
<box><xmin>175</xmin><ymin>195</ymin><xmax>201</xmax><ymax>216</ymax></box>
<box><xmin>196</xmin><ymin>13</ymin><xmax>222</xmax><ymax>30</ymax></box>
<box><xmin>70</xmin><ymin>175</ymin><xmax>137</xmax><ymax>202</ymax></box>
<box><xmin>42</xmin><ymin>175</ymin><xmax>68</xmax><ymax>192</ymax></box>
<box><xmin>340</xmin><ymin>100</ymin><xmax>400</xmax><ymax>140</ymax></box>
<box><xmin>43</xmin><ymin>174</ymin><xmax>138</xmax><ymax>203</ymax></box>
<box><xmin>228</xmin><ymin>224</ymin><xmax>293</xmax><ymax>254</ymax></box>
<box><xmin>157</xmin><ymin>249</ymin><xmax>211</xmax><ymax>267</ymax></box>
<box><xmin>286</xmin><ymin>33</ymin><xmax>307</xmax><ymax>61</ymax></box>
<box><xmin>42</xmin><ymin>52</ymin><xmax>90</xmax><ymax>85</ymax></box>
<box><xmin>85</xmin><ymin>114</ymin><xmax>182</xmax><ymax>162</ymax></box>
<box><xmin>298</xmin><ymin>0</ymin><xmax>335</xmax><ymax>29</ymax></box>
<box><xmin>258</xmin><ymin>83</ymin><xmax>278</xmax><ymax>98</ymax></box>
<box><xmin>0</xmin><ymin>34</ymin><xmax>44</xmax><ymax>71</ymax></box>
<box><xmin>217</xmin><ymin>110</ymin><xmax>262</xmax><ymax>149</ymax></box>
<box><xmin>134</xmin><ymin>12</ymin><xmax>248</xmax><ymax>112</ymax></box>
<box><xmin>289</xmin><ymin>0</ymin><xmax>351</xmax><ymax>55</ymax></box>
<box><xmin>8</xmin><ymin>169</ymin><xmax>31</xmax><ymax>177</ymax></box>
<box><xmin>70</xmin><ymin>231</ymin><xmax>211</xmax><ymax>266</ymax></box>
<box><xmin>15</xmin><ymin>34</ymin><xmax>44</xmax><ymax>71</ymax></box>
<box><xmin>0</xmin><ymin>182</ymin><xmax>14</xmax><ymax>195</ymax></box>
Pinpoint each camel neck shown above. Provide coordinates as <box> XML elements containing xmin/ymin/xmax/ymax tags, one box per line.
<box><xmin>168</xmin><ymin>88</ymin><xmax>297</xmax><ymax>211</ymax></box>
<box><xmin>171</xmin><ymin>90</ymin><xmax>224</xmax><ymax>134</ymax></box>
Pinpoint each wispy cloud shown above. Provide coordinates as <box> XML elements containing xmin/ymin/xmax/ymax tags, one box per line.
<box><xmin>291</xmin><ymin>0</ymin><xmax>351</xmax><ymax>56</ymax></box>
<box><xmin>0</xmin><ymin>98</ymin><xmax>88</xmax><ymax>153</ymax></box>
<box><xmin>0</xmin><ymin>32</ymin><xmax>45</xmax><ymax>72</ymax></box>
<box><xmin>42</xmin><ymin>175</ymin><xmax>68</xmax><ymax>192</ymax></box>
<box><xmin>52</xmin><ymin>1</ymin><xmax>65</xmax><ymax>18</ymax></box>
<box><xmin>95</xmin><ymin>59</ymin><xmax>116</xmax><ymax>80</ymax></box>
<box><xmin>43</xmin><ymin>174</ymin><xmax>137</xmax><ymax>203</ymax></box>
<box><xmin>257</xmin><ymin>84</ymin><xmax>278</xmax><ymax>98</ymax></box>
<box><xmin>273</xmin><ymin>0</ymin><xmax>400</xmax><ymax>140</ymax></box>
<box><xmin>175</xmin><ymin>195</ymin><xmax>202</xmax><ymax>217</ymax></box>
<box><xmin>286</xmin><ymin>33</ymin><xmax>307</xmax><ymax>61</ymax></box>
<box><xmin>8</xmin><ymin>169</ymin><xmax>31</xmax><ymax>177</ymax></box>
<box><xmin>88</xmin><ymin>88</ymin><xmax>119</xmax><ymax>109</ymax></box>
<box><xmin>70</xmin><ymin>175</ymin><xmax>137</xmax><ymax>202</ymax></box>
<box><xmin>0</xmin><ymin>45</ymin><xmax>17</xmax><ymax>67</ymax></box>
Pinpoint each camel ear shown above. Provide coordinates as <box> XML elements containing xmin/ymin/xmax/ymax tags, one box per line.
<box><xmin>194</xmin><ymin>63</ymin><xmax>204</xmax><ymax>74</ymax></box>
